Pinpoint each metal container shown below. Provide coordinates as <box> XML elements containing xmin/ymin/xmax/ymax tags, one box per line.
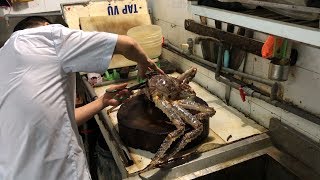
<box><xmin>268</xmin><ymin>62</ymin><xmax>290</xmax><ymax>81</ymax></box>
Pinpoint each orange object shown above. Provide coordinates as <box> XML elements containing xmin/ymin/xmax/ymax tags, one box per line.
<box><xmin>261</xmin><ymin>36</ymin><xmax>283</xmax><ymax>59</ymax></box>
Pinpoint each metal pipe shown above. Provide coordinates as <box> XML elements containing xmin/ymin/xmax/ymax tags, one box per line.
<box><xmin>164</xmin><ymin>41</ymin><xmax>320</xmax><ymax>125</ymax></box>
<box><xmin>223</xmin><ymin>67</ymin><xmax>275</xmax><ymax>86</ymax></box>
<box><xmin>187</xmin><ymin>38</ymin><xmax>194</xmax><ymax>55</ymax></box>
<box><xmin>164</xmin><ymin>40</ymin><xmax>279</xmax><ymax>99</ymax></box>
<box><xmin>165</xmin><ymin>40</ymin><xmax>275</xmax><ymax>85</ymax></box>
<box><xmin>195</xmin><ymin>37</ymin><xmax>276</xmax><ymax>87</ymax></box>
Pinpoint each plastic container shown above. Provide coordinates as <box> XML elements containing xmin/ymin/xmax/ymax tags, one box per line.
<box><xmin>127</xmin><ymin>25</ymin><xmax>163</xmax><ymax>58</ymax></box>
<box><xmin>127</xmin><ymin>25</ymin><xmax>162</xmax><ymax>39</ymax></box>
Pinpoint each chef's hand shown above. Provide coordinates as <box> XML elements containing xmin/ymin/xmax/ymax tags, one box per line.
<box><xmin>103</xmin><ymin>83</ymin><xmax>131</xmax><ymax>107</ymax></box>
<box><xmin>114</xmin><ymin>35</ymin><xmax>165</xmax><ymax>79</ymax></box>
<box><xmin>137</xmin><ymin>58</ymin><xmax>165</xmax><ymax>79</ymax></box>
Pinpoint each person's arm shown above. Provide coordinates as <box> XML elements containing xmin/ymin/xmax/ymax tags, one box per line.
<box><xmin>114</xmin><ymin>35</ymin><xmax>147</xmax><ymax>62</ymax></box>
<box><xmin>75</xmin><ymin>83</ymin><xmax>129</xmax><ymax>126</ymax></box>
<box><xmin>75</xmin><ymin>96</ymin><xmax>105</xmax><ymax>126</ymax></box>
<box><xmin>53</xmin><ymin>26</ymin><xmax>164</xmax><ymax>76</ymax></box>
<box><xmin>114</xmin><ymin>35</ymin><xmax>164</xmax><ymax>77</ymax></box>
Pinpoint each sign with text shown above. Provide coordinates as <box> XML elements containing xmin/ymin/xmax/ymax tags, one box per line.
<box><xmin>62</xmin><ymin>0</ymin><xmax>149</xmax><ymax>29</ymax></box>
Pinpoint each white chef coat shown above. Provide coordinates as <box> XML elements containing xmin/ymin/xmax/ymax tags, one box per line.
<box><xmin>0</xmin><ymin>24</ymin><xmax>118</xmax><ymax>180</ymax></box>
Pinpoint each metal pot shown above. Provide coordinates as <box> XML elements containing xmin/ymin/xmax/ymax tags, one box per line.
<box><xmin>268</xmin><ymin>61</ymin><xmax>290</xmax><ymax>81</ymax></box>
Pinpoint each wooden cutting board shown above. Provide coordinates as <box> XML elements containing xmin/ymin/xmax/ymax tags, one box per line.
<box><xmin>80</xmin><ymin>15</ymin><xmax>151</xmax><ymax>69</ymax></box>
<box><xmin>79</xmin><ymin>15</ymin><xmax>151</xmax><ymax>35</ymax></box>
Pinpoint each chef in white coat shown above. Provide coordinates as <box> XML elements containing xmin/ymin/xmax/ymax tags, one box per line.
<box><xmin>0</xmin><ymin>16</ymin><xmax>163</xmax><ymax>180</ymax></box>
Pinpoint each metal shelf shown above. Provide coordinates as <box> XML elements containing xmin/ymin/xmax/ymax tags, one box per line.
<box><xmin>190</xmin><ymin>4</ymin><xmax>320</xmax><ymax>47</ymax></box>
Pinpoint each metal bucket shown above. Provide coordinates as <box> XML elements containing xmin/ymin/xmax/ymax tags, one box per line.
<box><xmin>268</xmin><ymin>61</ymin><xmax>290</xmax><ymax>81</ymax></box>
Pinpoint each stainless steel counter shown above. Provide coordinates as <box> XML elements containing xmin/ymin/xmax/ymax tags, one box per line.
<box><xmin>82</xmin><ymin>76</ymin><xmax>320</xmax><ymax>179</ymax></box>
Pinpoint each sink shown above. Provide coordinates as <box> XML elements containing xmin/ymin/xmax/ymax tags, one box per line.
<box><xmin>197</xmin><ymin>154</ymin><xmax>299</xmax><ymax>180</ymax></box>
<box><xmin>136</xmin><ymin>134</ymin><xmax>319</xmax><ymax>180</ymax></box>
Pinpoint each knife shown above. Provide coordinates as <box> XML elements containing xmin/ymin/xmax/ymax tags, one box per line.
<box><xmin>105</xmin><ymin>81</ymin><xmax>147</xmax><ymax>94</ymax></box>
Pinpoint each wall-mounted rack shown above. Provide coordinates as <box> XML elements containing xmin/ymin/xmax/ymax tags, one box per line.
<box><xmin>189</xmin><ymin>3</ymin><xmax>320</xmax><ymax>47</ymax></box>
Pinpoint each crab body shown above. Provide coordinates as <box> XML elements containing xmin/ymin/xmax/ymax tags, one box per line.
<box><xmin>139</xmin><ymin>68</ymin><xmax>216</xmax><ymax>171</ymax></box>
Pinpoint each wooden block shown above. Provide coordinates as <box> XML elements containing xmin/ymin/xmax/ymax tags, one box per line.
<box><xmin>80</xmin><ymin>15</ymin><xmax>151</xmax><ymax>35</ymax></box>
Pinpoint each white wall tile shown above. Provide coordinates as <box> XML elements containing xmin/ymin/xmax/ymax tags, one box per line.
<box><xmin>193</xmin><ymin>69</ymin><xmax>210</xmax><ymax>87</ymax></box>
<box><xmin>149</xmin><ymin>0</ymin><xmax>191</xmax><ymax>28</ymax></box>
<box><xmin>191</xmin><ymin>62</ymin><xmax>209</xmax><ymax>77</ymax></box>
<box><xmin>152</xmin><ymin>0</ymin><xmax>320</xmax><ymax>142</ymax></box>
<box><xmin>229</xmin><ymin>89</ymin><xmax>251</xmax><ymax>116</ymax></box>
<box><xmin>249</xmin><ymin>97</ymin><xmax>282</xmax><ymax>128</ymax></box>
<box><xmin>252</xmin><ymin>55</ymin><xmax>270</xmax><ymax>79</ymax></box>
<box><xmin>168</xmin><ymin>0</ymin><xmax>192</xmax><ymax>27</ymax></box>
<box><xmin>250</xmin><ymin>101</ymin><xmax>281</xmax><ymax>128</ymax></box>
<box><xmin>153</xmin><ymin>19</ymin><xmax>170</xmax><ymax>39</ymax></box>
<box><xmin>283</xmin><ymin>66</ymin><xmax>320</xmax><ymax>115</ymax></box>
<box><xmin>250</xmin><ymin>98</ymin><xmax>283</xmax><ymax>117</ymax></box>
<box><xmin>206</xmin><ymin>77</ymin><xmax>227</xmax><ymax>100</ymax></box>
<box><xmin>293</xmin><ymin>42</ymin><xmax>320</xmax><ymax>74</ymax></box>
<box><xmin>148</xmin><ymin>0</ymin><xmax>169</xmax><ymax>23</ymax></box>
<box><xmin>167</xmin><ymin>25</ymin><xmax>184</xmax><ymax>47</ymax></box>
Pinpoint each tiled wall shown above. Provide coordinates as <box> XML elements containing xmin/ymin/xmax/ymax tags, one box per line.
<box><xmin>148</xmin><ymin>0</ymin><xmax>320</xmax><ymax>143</ymax></box>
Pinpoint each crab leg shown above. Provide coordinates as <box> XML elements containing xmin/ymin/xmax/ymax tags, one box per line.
<box><xmin>160</xmin><ymin>103</ymin><xmax>203</xmax><ymax>162</ymax></box>
<box><xmin>145</xmin><ymin>97</ymin><xmax>186</xmax><ymax>169</ymax></box>
<box><xmin>177</xmin><ymin>68</ymin><xmax>197</xmax><ymax>84</ymax></box>
<box><xmin>176</xmin><ymin>99</ymin><xmax>216</xmax><ymax>119</ymax></box>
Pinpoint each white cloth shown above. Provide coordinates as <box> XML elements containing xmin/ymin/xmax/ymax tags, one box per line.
<box><xmin>0</xmin><ymin>24</ymin><xmax>118</xmax><ymax>180</ymax></box>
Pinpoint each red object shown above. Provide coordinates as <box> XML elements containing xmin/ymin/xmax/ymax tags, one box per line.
<box><xmin>239</xmin><ymin>87</ymin><xmax>246</xmax><ymax>102</ymax></box>
<box><xmin>261</xmin><ymin>36</ymin><xmax>283</xmax><ymax>59</ymax></box>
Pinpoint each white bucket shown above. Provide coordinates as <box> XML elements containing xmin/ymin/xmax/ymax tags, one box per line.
<box><xmin>127</xmin><ymin>25</ymin><xmax>163</xmax><ymax>58</ymax></box>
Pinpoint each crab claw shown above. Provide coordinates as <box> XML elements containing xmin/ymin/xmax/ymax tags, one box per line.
<box><xmin>177</xmin><ymin>68</ymin><xmax>197</xmax><ymax>84</ymax></box>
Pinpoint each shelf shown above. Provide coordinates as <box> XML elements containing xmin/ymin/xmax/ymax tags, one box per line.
<box><xmin>221</xmin><ymin>0</ymin><xmax>320</xmax><ymax>14</ymax></box>
<box><xmin>190</xmin><ymin>4</ymin><xmax>320</xmax><ymax>48</ymax></box>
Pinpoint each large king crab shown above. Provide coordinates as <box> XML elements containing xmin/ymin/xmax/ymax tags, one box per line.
<box><xmin>139</xmin><ymin>67</ymin><xmax>216</xmax><ymax>171</ymax></box>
